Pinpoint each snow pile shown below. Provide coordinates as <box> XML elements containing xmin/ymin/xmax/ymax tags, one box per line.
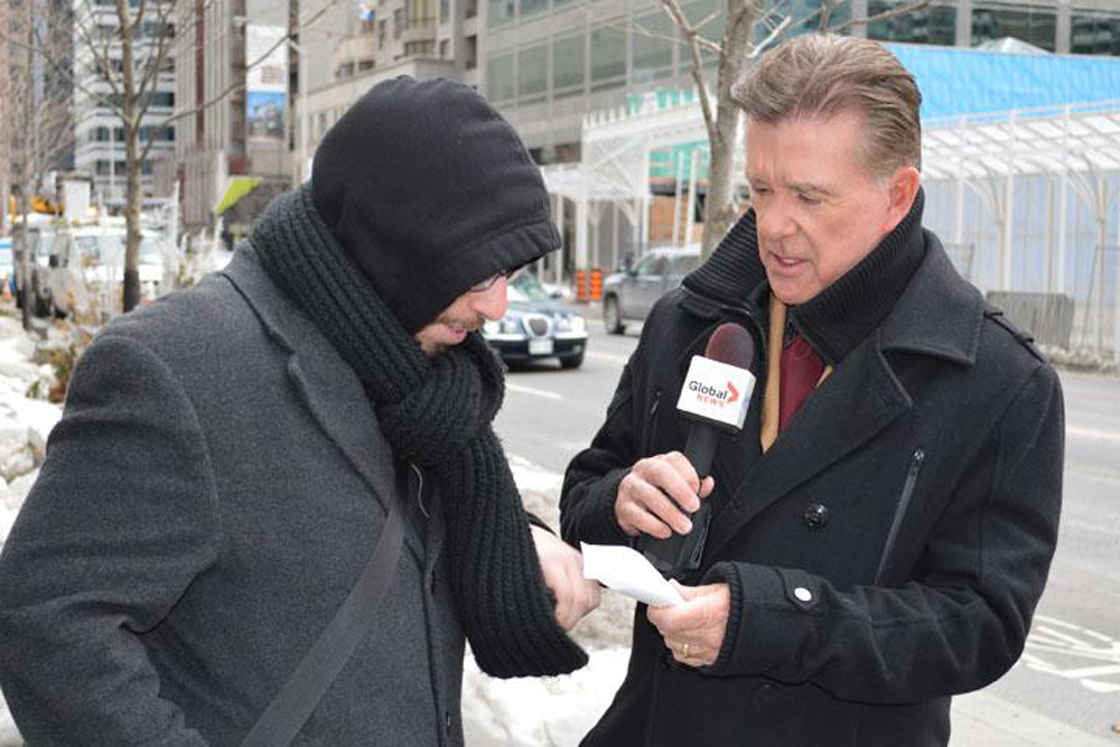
<box><xmin>0</xmin><ymin>317</ymin><xmax>61</xmax><ymax>547</ymax></box>
<box><xmin>0</xmin><ymin>322</ymin><xmax>631</xmax><ymax>745</ymax></box>
<box><xmin>0</xmin><ymin>315</ymin><xmax>64</xmax><ymax>746</ymax></box>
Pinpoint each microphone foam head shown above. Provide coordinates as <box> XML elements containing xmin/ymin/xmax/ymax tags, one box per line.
<box><xmin>705</xmin><ymin>323</ymin><xmax>755</xmax><ymax>370</ymax></box>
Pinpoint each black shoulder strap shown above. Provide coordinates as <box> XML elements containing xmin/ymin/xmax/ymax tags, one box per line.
<box><xmin>239</xmin><ymin>482</ymin><xmax>406</xmax><ymax>747</ymax></box>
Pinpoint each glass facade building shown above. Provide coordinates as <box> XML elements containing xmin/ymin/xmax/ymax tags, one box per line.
<box><xmin>482</xmin><ymin>0</ymin><xmax>1120</xmax><ymax>159</ymax></box>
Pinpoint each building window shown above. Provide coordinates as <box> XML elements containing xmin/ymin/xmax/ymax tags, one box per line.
<box><xmin>146</xmin><ymin>91</ymin><xmax>175</xmax><ymax>108</ymax></box>
<box><xmin>440</xmin><ymin>0</ymin><xmax>449</xmax><ymax>23</ymax></box>
<box><xmin>521</xmin><ymin>0</ymin><xmax>546</xmax><ymax>19</ymax></box>
<box><xmin>972</xmin><ymin>3</ymin><xmax>1056</xmax><ymax>51</ymax></box>
<box><xmin>518</xmin><ymin>44</ymin><xmax>547</xmax><ymax>103</ymax></box>
<box><xmin>466</xmin><ymin>35</ymin><xmax>478</xmax><ymax>69</ymax></box>
<box><xmin>358</xmin><ymin>59</ymin><xmax>375</xmax><ymax>71</ymax></box>
<box><xmin>486</xmin><ymin>52</ymin><xmax>515</xmax><ymax>103</ymax></box>
<box><xmin>139</xmin><ymin>125</ymin><xmax>175</xmax><ymax>142</ymax></box>
<box><xmin>487</xmin><ymin>0</ymin><xmax>514</xmax><ymax>28</ymax></box>
<box><xmin>590</xmin><ymin>24</ymin><xmax>626</xmax><ymax>91</ymax></box>
<box><xmin>439</xmin><ymin>39</ymin><xmax>450</xmax><ymax>58</ymax></box>
<box><xmin>465</xmin><ymin>0</ymin><xmax>477</xmax><ymax>19</ymax></box>
<box><xmin>379</xmin><ymin>19</ymin><xmax>387</xmax><ymax>47</ymax></box>
<box><xmin>408</xmin><ymin>0</ymin><xmax>435</xmax><ymax>27</ymax></box>
<box><xmin>632</xmin><ymin>10</ymin><xmax>673</xmax><ymax>83</ymax></box>
<box><xmin>404</xmin><ymin>40</ymin><xmax>436</xmax><ymax>56</ymax></box>
<box><xmin>552</xmin><ymin>33</ymin><xmax>584</xmax><ymax>96</ymax></box>
<box><xmin>394</xmin><ymin>8</ymin><xmax>403</xmax><ymax>39</ymax></box>
<box><xmin>867</xmin><ymin>0</ymin><xmax>954</xmax><ymax>44</ymax></box>
<box><xmin>96</xmin><ymin>160</ymin><xmax>111</xmax><ymax>176</ymax></box>
<box><xmin>1071</xmin><ymin>9</ymin><xmax>1120</xmax><ymax>55</ymax></box>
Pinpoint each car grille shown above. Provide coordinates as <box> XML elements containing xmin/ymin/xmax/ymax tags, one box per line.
<box><xmin>525</xmin><ymin>314</ymin><xmax>550</xmax><ymax>337</ymax></box>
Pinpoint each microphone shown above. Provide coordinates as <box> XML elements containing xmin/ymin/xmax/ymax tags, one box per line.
<box><xmin>641</xmin><ymin>323</ymin><xmax>757</xmax><ymax>579</ymax></box>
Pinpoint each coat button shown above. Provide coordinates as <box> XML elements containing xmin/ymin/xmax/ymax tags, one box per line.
<box><xmin>802</xmin><ymin>503</ymin><xmax>829</xmax><ymax>529</ymax></box>
<box><xmin>755</xmin><ymin>683</ymin><xmax>778</xmax><ymax>701</ymax></box>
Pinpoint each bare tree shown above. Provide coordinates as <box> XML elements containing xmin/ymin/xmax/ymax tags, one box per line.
<box><xmin>651</xmin><ymin>0</ymin><xmax>931</xmax><ymax>260</ymax></box>
<box><xmin>4</xmin><ymin>0</ymin><xmax>340</xmax><ymax>314</ymax></box>
<box><xmin>8</xmin><ymin>0</ymin><xmax>75</xmax><ymax>330</ymax></box>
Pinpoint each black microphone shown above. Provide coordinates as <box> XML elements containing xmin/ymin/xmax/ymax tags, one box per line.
<box><xmin>641</xmin><ymin>322</ymin><xmax>757</xmax><ymax>579</ymax></box>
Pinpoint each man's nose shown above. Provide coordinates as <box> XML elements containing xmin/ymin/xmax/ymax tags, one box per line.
<box><xmin>471</xmin><ymin>276</ymin><xmax>510</xmax><ymax>320</ymax></box>
<box><xmin>757</xmin><ymin>195</ymin><xmax>797</xmax><ymax>242</ymax></box>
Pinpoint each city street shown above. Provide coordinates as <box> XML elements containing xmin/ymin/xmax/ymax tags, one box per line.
<box><xmin>494</xmin><ymin>316</ymin><xmax>1120</xmax><ymax>743</ymax></box>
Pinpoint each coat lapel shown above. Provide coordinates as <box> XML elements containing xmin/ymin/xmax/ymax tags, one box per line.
<box><xmin>221</xmin><ymin>248</ymin><xmax>420</xmax><ymax>554</ymax></box>
<box><xmin>704</xmin><ymin>332</ymin><xmax>912</xmax><ymax>562</ymax></box>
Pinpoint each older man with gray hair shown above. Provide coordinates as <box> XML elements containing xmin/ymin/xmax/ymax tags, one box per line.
<box><xmin>561</xmin><ymin>33</ymin><xmax>1063</xmax><ymax>746</ymax></box>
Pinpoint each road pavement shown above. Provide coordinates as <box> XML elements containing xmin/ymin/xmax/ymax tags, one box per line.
<box><xmin>493</xmin><ymin>316</ymin><xmax>1120</xmax><ymax>745</ymax></box>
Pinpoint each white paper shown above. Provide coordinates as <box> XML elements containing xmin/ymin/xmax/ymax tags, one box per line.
<box><xmin>581</xmin><ymin>542</ymin><xmax>684</xmax><ymax>607</ymax></box>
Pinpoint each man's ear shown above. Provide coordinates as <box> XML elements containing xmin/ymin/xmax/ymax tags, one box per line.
<box><xmin>882</xmin><ymin>166</ymin><xmax>921</xmax><ymax>234</ymax></box>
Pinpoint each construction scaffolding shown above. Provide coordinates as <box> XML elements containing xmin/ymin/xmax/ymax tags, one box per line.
<box><xmin>921</xmin><ymin>100</ymin><xmax>1120</xmax><ymax>363</ymax></box>
<box><xmin>541</xmin><ymin>92</ymin><xmax>738</xmax><ymax>282</ymax></box>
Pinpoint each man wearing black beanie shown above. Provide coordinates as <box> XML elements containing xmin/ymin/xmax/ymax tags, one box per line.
<box><xmin>0</xmin><ymin>76</ymin><xmax>598</xmax><ymax>747</ymax></box>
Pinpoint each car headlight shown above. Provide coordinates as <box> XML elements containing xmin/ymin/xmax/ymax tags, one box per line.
<box><xmin>569</xmin><ymin>315</ymin><xmax>586</xmax><ymax>333</ymax></box>
<box><xmin>484</xmin><ymin>319</ymin><xmax>523</xmax><ymax>336</ymax></box>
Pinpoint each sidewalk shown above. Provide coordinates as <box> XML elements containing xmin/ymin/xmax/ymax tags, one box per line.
<box><xmin>953</xmin><ymin>690</ymin><xmax>1117</xmax><ymax>746</ymax></box>
<box><xmin>461</xmin><ymin>652</ymin><xmax>1119</xmax><ymax>746</ymax></box>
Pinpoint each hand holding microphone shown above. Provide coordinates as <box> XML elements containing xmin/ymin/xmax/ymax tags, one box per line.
<box><xmin>627</xmin><ymin>322</ymin><xmax>756</xmax><ymax>579</ymax></box>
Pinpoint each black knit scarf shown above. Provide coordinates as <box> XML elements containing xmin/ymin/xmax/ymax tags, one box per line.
<box><xmin>250</xmin><ymin>185</ymin><xmax>587</xmax><ymax>678</ymax></box>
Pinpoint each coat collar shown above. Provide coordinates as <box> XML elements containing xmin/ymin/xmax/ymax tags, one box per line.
<box><xmin>877</xmin><ymin>230</ymin><xmax>985</xmax><ymax>366</ymax></box>
<box><xmin>677</xmin><ymin>216</ymin><xmax>984</xmax><ymax>368</ymax></box>
<box><xmin>220</xmin><ymin>246</ymin><xmax>423</xmax><ymax>557</ymax></box>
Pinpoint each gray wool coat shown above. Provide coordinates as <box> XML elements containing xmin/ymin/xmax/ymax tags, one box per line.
<box><xmin>0</xmin><ymin>247</ymin><xmax>466</xmax><ymax>746</ymax></box>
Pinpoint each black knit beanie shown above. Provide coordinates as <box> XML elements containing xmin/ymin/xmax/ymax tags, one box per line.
<box><xmin>311</xmin><ymin>76</ymin><xmax>560</xmax><ymax>333</ymax></box>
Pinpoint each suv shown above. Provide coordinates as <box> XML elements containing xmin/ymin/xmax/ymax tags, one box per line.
<box><xmin>601</xmin><ymin>247</ymin><xmax>701</xmax><ymax>334</ymax></box>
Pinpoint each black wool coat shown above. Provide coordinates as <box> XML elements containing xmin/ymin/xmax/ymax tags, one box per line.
<box><xmin>561</xmin><ymin>233</ymin><xmax>1064</xmax><ymax>747</ymax></box>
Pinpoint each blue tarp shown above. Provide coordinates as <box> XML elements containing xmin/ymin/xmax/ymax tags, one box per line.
<box><xmin>884</xmin><ymin>43</ymin><xmax>1120</xmax><ymax>119</ymax></box>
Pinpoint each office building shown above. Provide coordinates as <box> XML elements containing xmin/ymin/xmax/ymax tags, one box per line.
<box><xmin>299</xmin><ymin>0</ymin><xmax>481</xmax><ymax>169</ymax></box>
<box><xmin>71</xmin><ymin>0</ymin><xmax>173</xmax><ymax>208</ymax></box>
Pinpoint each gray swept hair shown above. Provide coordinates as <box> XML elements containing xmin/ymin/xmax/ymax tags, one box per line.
<box><xmin>732</xmin><ymin>33</ymin><xmax>922</xmax><ymax>176</ymax></box>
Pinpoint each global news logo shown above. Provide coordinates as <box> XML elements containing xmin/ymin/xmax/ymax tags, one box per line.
<box><xmin>688</xmin><ymin>379</ymin><xmax>741</xmax><ymax>407</ymax></box>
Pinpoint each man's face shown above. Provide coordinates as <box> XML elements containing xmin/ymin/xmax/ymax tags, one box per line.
<box><xmin>414</xmin><ymin>275</ymin><xmax>510</xmax><ymax>356</ymax></box>
<box><xmin>745</xmin><ymin>110</ymin><xmax>917</xmax><ymax>305</ymax></box>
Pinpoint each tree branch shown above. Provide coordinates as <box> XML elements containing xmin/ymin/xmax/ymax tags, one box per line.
<box><xmin>659</xmin><ymin>0</ymin><xmax>719</xmax><ymax>146</ymax></box>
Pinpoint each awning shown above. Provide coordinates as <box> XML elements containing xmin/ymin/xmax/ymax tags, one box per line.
<box><xmin>213</xmin><ymin>176</ymin><xmax>262</xmax><ymax>216</ymax></box>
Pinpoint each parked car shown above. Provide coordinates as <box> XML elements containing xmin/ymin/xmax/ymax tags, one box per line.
<box><xmin>483</xmin><ymin>270</ymin><xmax>588</xmax><ymax>369</ymax></box>
<box><xmin>601</xmin><ymin>246</ymin><xmax>701</xmax><ymax>334</ymax></box>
